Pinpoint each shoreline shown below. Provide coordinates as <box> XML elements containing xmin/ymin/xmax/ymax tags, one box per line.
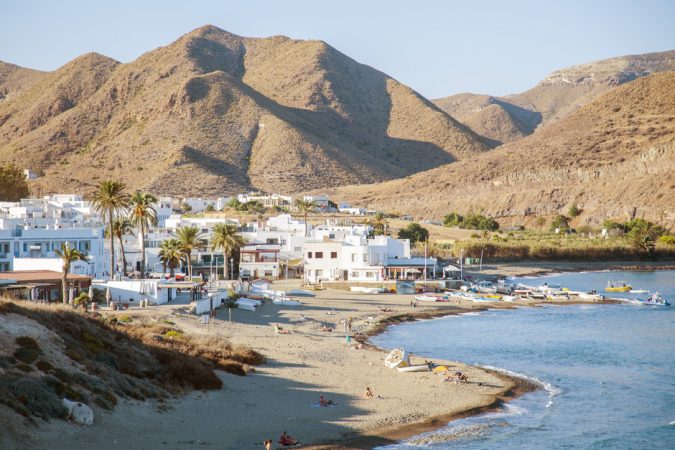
<box><xmin>10</xmin><ymin>265</ymin><xmax>669</xmax><ymax>450</ymax></box>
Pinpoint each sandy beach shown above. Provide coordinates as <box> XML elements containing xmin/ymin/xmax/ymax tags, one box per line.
<box><xmin>2</xmin><ymin>269</ymin><xmax>648</xmax><ymax>450</ymax></box>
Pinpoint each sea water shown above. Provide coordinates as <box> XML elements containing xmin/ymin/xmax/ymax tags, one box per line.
<box><xmin>372</xmin><ymin>270</ymin><xmax>675</xmax><ymax>449</ymax></box>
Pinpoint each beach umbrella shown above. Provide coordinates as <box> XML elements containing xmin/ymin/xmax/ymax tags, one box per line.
<box><xmin>88</xmin><ymin>285</ymin><xmax>94</xmax><ymax>300</ymax></box>
<box><xmin>105</xmin><ymin>286</ymin><xmax>112</xmax><ymax>306</ymax></box>
<box><xmin>68</xmin><ymin>288</ymin><xmax>74</xmax><ymax>306</ymax></box>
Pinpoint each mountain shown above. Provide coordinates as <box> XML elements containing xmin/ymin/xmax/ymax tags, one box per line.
<box><xmin>0</xmin><ymin>25</ymin><xmax>490</xmax><ymax>196</ymax></box>
<box><xmin>433</xmin><ymin>93</ymin><xmax>541</xmax><ymax>145</ymax></box>
<box><xmin>323</xmin><ymin>73</ymin><xmax>675</xmax><ymax>225</ymax></box>
<box><xmin>0</xmin><ymin>61</ymin><xmax>45</xmax><ymax>102</ymax></box>
<box><xmin>434</xmin><ymin>50</ymin><xmax>675</xmax><ymax>145</ymax></box>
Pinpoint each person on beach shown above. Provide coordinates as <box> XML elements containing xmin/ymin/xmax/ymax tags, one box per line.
<box><xmin>279</xmin><ymin>431</ymin><xmax>298</xmax><ymax>446</ymax></box>
<box><xmin>363</xmin><ymin>387</ymin><xmax>374</xmax><ymax>399</ymax></box>
<box><xmin>274</xmin><ymin>323</ymin><xmax>290</xmax><ymax>334</ymax></box>
<box><xmin>264</xmin><ymin>439</ymin><xmax>272</xmax><ymax>450</ymax></box>
<box><xmin>319</xmin><ymin>395</ymin><xmax>335</xmax><ymax>406</ymax></box>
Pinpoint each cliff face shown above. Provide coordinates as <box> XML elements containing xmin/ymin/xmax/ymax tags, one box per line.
<box><xmin>0</xmin><ymin>25</ymin><xmax>489</xmax><ymax>197</ymax></box>
<box><xmin>325</xmin><ymin>73</ymin><xmax>675</xmax><ymax>226</ymax></box>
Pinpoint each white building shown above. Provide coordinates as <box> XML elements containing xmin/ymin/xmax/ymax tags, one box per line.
<box><xmin>302</xmin><ymin>194</ymin><xmax>332</xmax><ymax>211</ymax></box>
<box><xmin>153</xmin><ymin>196</ymin><xmax>175</xmax><ymax>228</ymax></box>
<box><xmin>237</xmin><ymin>192</ymin><xmax>292</xmax><ymax>208</ymax></box>
<box><xmin>0</xmin><ymin>221</ymin><xmax>107</xmax><ymax>276</ymax></box>
<box><xmin>181</xmin><ymin>197</ymin><xmax>219</xmax><ymax>213</ymax></box>
<box><xmin>304</xmin><ymin>235</ymin><xmax>415</xmax><ymax>284</ymax></box>
<box><xmin>240</xmin><ymin>214</ymin><xmax>306</xmax><ymax>261</ymax></box>
<box><xmin>239</xmin><ymin>244</ymin><xmax>281</xmax><ymax>280</ymax></box>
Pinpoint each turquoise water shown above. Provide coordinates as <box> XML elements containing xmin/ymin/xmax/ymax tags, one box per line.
<box><xmin>372</xmin><ymin>270</ymin><xmax>675</xmax><ymax>449</ymax></box>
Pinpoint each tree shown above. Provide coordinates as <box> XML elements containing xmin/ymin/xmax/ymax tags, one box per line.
<box><xmin>397</xmin><ymin>223</ymin><xmax>429</xmax><ymax>245</ymax></box>
<box><xmin>129</xmin><ymin>191</ymin><xmax>158</xmax><ymax>277</ymax></box>
<box><xmin>176</xmin><ymin>226</ymin><xmax>204</xmax><ymax>279</ymax></box>
<box><xmin>159</xmin><ymin>239</ymin><xmax>182</xmax><ymax>277</ymax></box>
<box><xmin>205</xmin><ymin>204</ymin><xmax>216</xmax><ymax>212</ymax></box>
<box><xmin>0</xmin><ymin>163</ymin><xmax>30</xmax><ymax>201</ymax></box>
<box><xmin>106</xmin><ymin>218</ymin><xmax>133</xmax><ymax>276</ymax></box>
<box><xmin>568</xmin><ymin>204</ymin><xmax>581</xmax><ymax>218</ymax></box>
<box><xmin>549</xmin><ymin>214</ymin><xmax>570</xmax><ymax>232</ymax></box>
<box><xmin>443</xmin><ymin>212</ymin><xmax>463</xmax><ymax>227</ymax></box>
<box><xmin>180</xmin><ymin>202</ymin><xmax>192</xmax><ymax>213</ymax></box>
<box><xmin>294</xmin><ymin>198</ymin><xmax>318</xmax><ymax>237</ymax></box>
<box><xmin>368</xmin><ymin>212</ymin><xmax>388</xmax><ymax>236</ymax></box>
<box><xmin>211</xmin><ymin>223</ymin><xmax>245</xmax><ymax>280</ymax></box>
<box><xmin>627</xmin><ymin>221</ymin><xmax>658</xmax><ymax>256</ymax></box>
<box><xmin>54</xmin><ymin>242</ymin><xmax>87</xmax><ymax>304</ymax></box>
<box><xmin>91</xmin><ymin>180</ymin><xmax>129</xmax><ymax>279</ymax></box>
<box><xmin>535</xmin><ymin>216</ymin><xmax>546</xmax><ymax>232</ymax></box>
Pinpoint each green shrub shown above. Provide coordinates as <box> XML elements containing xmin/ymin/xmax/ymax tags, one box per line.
<box><xmin>658</xmin><ymin>235</ymin><xmax>675</xmax><ymax>245</ymax></box>
<box><xmin>118</xmin><ymin>314</ymin><xmax>132</xmax><ymax>323</ymax></box>
<box><xmin>164</xmin><ymin>330</ymin><xmax>183</xmax><ymax>339</ymax></box>
<box><xmin>15</xmin><ymin>336</ymin><xmax>40</xmax><ymax>351</ymax></box>
<box><xmin>13</xmin><ymin>347</ymin><xmax>40</xmax><ymax>364</ymax></box>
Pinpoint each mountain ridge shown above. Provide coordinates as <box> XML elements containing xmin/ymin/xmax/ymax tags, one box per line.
<box><xmin>0</xmin><ymin>25</ymin><xmax>490</xmax><ymax>196</ymax></box>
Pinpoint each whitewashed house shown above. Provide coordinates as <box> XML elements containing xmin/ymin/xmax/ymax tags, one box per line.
<box><xmin>239</xmin><ymin>244</ymin><xmax>281</xmax><ymax>280</ymax></box>
<box><xmin>237</xmin><ymin>192</ymin><xmax>292</xmax><ymax>208</ymax></box>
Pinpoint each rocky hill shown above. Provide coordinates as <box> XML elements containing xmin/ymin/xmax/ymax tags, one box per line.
<box><xmin>324</xmin><ymin>73</ymin><xmax>675</xmax><ymax>226</ymax></box>
<box><xmin>0</xmin><ymin>25</ymin><xmax>489</xmax><ymax>196</ymax></box>
<box><xmin>434</xmin><ymin>50</ymin><xmax>675</xmax><ymax>145</ymax></box>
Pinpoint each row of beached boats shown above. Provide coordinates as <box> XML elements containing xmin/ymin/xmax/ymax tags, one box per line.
<box><xmin>235</xmin><ymin>287</ymin><xmax>319</xmax><ymax>311</ymax></box>
<box><xmin>413</xmin><ymin>279</ymin><xmax>670</xmax><ymax>306</ymax></box>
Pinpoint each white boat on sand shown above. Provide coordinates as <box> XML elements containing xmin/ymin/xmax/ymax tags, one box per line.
<box><xmin>397</xmin><ymin>364</ymin><xmax>431</xmax><ymax>372</ymax></box>
<box><xmin>286</xmin><ymin>289</ymin><xmax>316</xmax><ymax>297</ymax></box>
<box><xmin>350</xmin><ymin>286</ymin><xmax>384</xmax><ymax>294</ymax></box>
<box><xmin>384</xmin><ymin>348</ymin><xmax>410</xmax><ymax>369</ymax></box>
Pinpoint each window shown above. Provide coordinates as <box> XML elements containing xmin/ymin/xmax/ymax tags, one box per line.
<box><xmin>294</xmin><ymin>247</ymin><xmax>302</xmax><ymax>252</ymax></box>
<box><xmin>330</xmin><ymin>252</ymin><xmax>337</xmax><ymax>259</ymax></box>
<box><xmin>351</xmin><ymin>254</ymin><xmax>356</xmax><ymax>262</ymax></box>
<box><xmin>351</xmin><ymin>271</ymin><xmax>359</xmax><ymax>278</ymax></box>
<box><xmin>366</xmin><ymin>271</ymin><xmax>374</xmax><ymax>278</ymax></box>
<box><xmin>307</xmin><ymin>252</ymin><xmax>313</xmax><ymax>259</ymax></box>
<box><xmin>315</xmin><ymin>252</ymin><xmax>323</xmax><ymax>259</ymax></box>
<box><xmin>264</xmin><ymin>270</ymin><xmax>273</xmax><ymax>277</ymax></box>
<box><xmin>315</xmin><ymin>269</ymin><xmax>323</xmax><ymax>277</ymax></box>
<box><xmin>363</xmin><ymin>253</ymin><xmax>368</xmax><ymax>263</ymax></box>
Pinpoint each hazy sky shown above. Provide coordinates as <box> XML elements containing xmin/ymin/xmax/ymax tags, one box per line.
<box><xmin>2</xmin><ymin>0</ymin><xmax>674</xmax><ymax>98</ymax></box>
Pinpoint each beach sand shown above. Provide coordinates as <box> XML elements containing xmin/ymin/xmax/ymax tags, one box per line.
<box><xmin>5</xmin><ymin>278</ymin><xmax>596</xmax><ymax>450</ymax></box>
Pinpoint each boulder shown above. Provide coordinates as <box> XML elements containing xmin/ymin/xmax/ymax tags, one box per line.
<box><xmin>62</xmin><ymin>398</ymin><xmax>94</xmax><ymax>425</ymax></box>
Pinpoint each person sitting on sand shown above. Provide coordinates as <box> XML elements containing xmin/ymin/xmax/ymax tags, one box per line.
<box><xmin>321</xmin><ymin>325</ymin><xmax>333</xmax><ymax>332</ymax></box>
<box><xmin>363</xmin><ymin>387</ymin><xmax>375</xmax><ymax>399</ymax></box>
<box><xmin>274</xmin><ymin>323</ymin><xmax>290</xmax><ymax>334</ymax></box>
<box><xmin>279</xmin><ymin>431</ymin><xmax>298</xmax><ymax>446</ymax></box>
<box><xmin>319</xmin><ymin>395</ymin><xmax>335</xmax><ymax>407</ymax></box>
<box><xmin>456</xmin><ymin>371</ymin><xmax>468</xmax><ymax>382</ymax></box>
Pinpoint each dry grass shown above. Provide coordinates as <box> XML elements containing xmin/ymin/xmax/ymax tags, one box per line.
<box><xmin>0</xmin><ymin>298</ymin><xmax>263</xmax><ymax>421</ymax></box>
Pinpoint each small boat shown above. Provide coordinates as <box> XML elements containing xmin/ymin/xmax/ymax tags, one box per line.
<box><xmin>629</xmin><ymin>289</ymin><xmax>649</xmax><ymax>294</ymax></box>
<box><xmin>630</xmin><ymin>293</ymin><xmax>670</xmax><ymax>306</ymax></box>
<box><xmin>236</xmin><ymin>298</ymin><xmax>260</xmax><ymax>311</ymax></box>
<box><xmin>286</xmin><ymin>289</ymin><xmax>316</xmax><ymax>297</ymax></box>
<box><xmin>350</xmin><ymin>286</ymin><xmax>383</xmax><ymax>294</ymax></box>
<box><xmin>397</xmin><ymin>363</ymin><xmax>431</xmax><ymax>372</ymax></box>
<box><xmin>415</xmin><ymin>293</ymin><xmax>441</xmax><ymax>302</ymax></box>
<box><xmin>579</xmin><ymin>292</ymin><xmax>604</xmax><ymax>301</ymax></box>
<box><xmin>474</xmin><ymin>281</ymin><xmax>497</xmax><ymax>294</ymax></box>
<box><xmin>605</xmin><ymin>281</ymin><xmax>631</xmax><ymax>292</ymax></box>
<box><xmin>501</xmin><ymin>295</ymin><xmax>517</xmax><ymax>302</ymax></box>
<box><xmin>384</xmin><ymin>348</ymin><xmax>410</xmax><ymax>369</ymax></box>
<box><xmin>272</xmin><ymin>296</ymin><xmax>301</xmax><ymax>306</ymax></box>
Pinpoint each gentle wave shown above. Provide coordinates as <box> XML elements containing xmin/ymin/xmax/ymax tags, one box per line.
<box><xmin>480</xmin><ymin>364</ymin><xmax>562</xmax><ymax>407</ymax></box>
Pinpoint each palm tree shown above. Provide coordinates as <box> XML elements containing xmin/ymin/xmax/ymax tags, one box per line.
<box><xmin>91</xmin><ymin>180</ymin><xmax>129</xmax><ymax>279</ymax></box>
<box><xmin>106</xmin><ymin>218</ymin><xmax>133</xmax><ymax>276</ymax></box>
<box><xmin>368</xmin><ymin>212</ymin><xmax>388</xmax><ymax>236</ymax></box>
<box><xmin>54</xmin><ymin>242</ymin><xmax>87</xmax><ymax>304</ymax></box>
<box><xmin>176</xmin><ymin>226</ymin><xmax>204</xmax><ymax>279</ymax></box>
<box><xmin>211</xmin><ymin>223</ymin><xmax>245</xmax><ymax>280</ymax></box>
<box><xmin>129</xmin><ymin>191</ymin><xmax>158</xmax><ymax>277</ymax></box>
<box><xmin>159</xmin><ymin>239</ymin><xmax>182</xmax><ymax>278</ymax></box>
<box><xmin>294</xmin><ymin>198</ymin><xmax>317</xmax><ymax>237</ymax></box>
